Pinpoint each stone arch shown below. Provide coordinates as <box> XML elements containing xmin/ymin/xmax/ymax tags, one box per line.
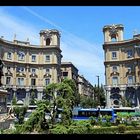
<box><xmin>6</xmin><ymin>88</ymin><xmax>14</xmax><ymax>102</ymax></box>
<box><xmin>113</xmin><ymin>99</ymin><xmax>120</xmax><ymax>105</ymax></box>
<box><xmin>111</xmin><ymin>87</ymin><xmax>120</xmax><ymax>94</ymax></box>
<box><xmin>16</xmin><ymin>88</ymin><xmax>26</xmax><ymax>101</ymax></box>
<box><xmin>46</xmin><ymin>38</ymin><xmax>51</xmax><ymax>45</ymax></box>
<box><xmin>29</xmin><ymin>89</ymin><xmax>38</xmax><ymax>99</ymax></box>
<box><xmin>136</xmin><ymin>86</ymin><xmax>140</xmax><ymax>106</ymax></box>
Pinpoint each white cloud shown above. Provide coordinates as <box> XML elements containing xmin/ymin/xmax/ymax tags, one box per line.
<box><xmin>0</xmin><ymin>8</ymin><xmax>39</xmax><ymax>44</ymax></box>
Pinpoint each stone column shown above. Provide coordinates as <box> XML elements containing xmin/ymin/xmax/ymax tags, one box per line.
<box><xmin>105</xmin><ymin>86</ymin><xmax>111</xmax><ymax>108</ymax></box>
<box><xmin>37</xmin><ymin>87</ymin><xmax>43</xmax><ymax>100</ymax></box>
<box><xmin>24</xmin><ymin>88</ymin><xmax>30</xmax><ymax>106</ymax></box>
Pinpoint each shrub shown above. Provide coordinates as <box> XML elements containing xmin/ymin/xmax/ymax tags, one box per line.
<box><xmin>125</xmin><ymin>130</ymin><xmax>140</xmax><ymax>134</ymax></box>
<box><xmin>131</xmin><ymin>121</ymin><xmax>138</xmax><ymax>127</ymax></box>
<box><xmin>49</xmin><ymin>125</ymin><xmax>68</xmax><ymax>134</ymax></box>
<box><xmin>118</xmin><ymin>124</ymin><xmax>126</xmax><ymax>133</ymax></box>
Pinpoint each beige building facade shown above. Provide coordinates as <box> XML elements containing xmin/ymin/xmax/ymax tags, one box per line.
<box><xmin>103</xmin><ymin>24</ymin><xmax>140</xmax><ymax>108</ymax></box>
<box><xmin>0</xmin><ymin>28</ymin><xmax>94</xmax><ymax>106</ymax></box>
<box><xmin>61</xmin><ymin>62</ymin><xmax>78</xmax><ymax>83</ymax></box>
<box><xmin>0</xmin><ymin>29</ymin><xmax>62</xmax><ymax>106</ymax></box>
<box><xmin>78</xmin><ymin>75</ymin><xmax>94</xmax><ymax>98</ymax></box>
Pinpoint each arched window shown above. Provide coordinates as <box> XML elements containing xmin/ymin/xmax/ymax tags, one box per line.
<box><xmin>18</xmin><ymin>51</ymin><xmax>25</xmax><ymax>61</ymax></box>
<box><xmin>46</xmin><ymin>38</ymin><xmax>50</xmax><ymax>45</ymax></box>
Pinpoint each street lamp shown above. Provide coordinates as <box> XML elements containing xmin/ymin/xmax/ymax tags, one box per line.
<box><xmin>96</xmin><ymin>75</ymin><xmax>100</xmax><ymax>88</ymax></box>
<box><xmin>96</xmin><ymin>75</ymin><xmax>100</xmax><ymax>106</ymax></box>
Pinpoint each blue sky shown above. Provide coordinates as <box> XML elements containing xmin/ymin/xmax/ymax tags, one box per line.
<box><xmin>0</xmin><ymin>6</ymin><xmax>140</xmax><ymax>86</ymax></box>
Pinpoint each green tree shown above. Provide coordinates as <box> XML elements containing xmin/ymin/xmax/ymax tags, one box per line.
<box><xmin>13</xmin><ymin>106</ymin><xmax>27</xmax><ymax>124</ymax></box>
<box><xmin>30</xmin><ymin>91</ymin><xmax>36</xmax><ymax>105</ymax></box>
<box><xmin>93</xmin><ymin>84</ymin><xmax>106</xmax><ymax>107</ymax></box>
<box><xmin>57</xmin><ymin>79</ymin><xmax>76</xmax><ymax>125</ymax></box>
<box><xmin>12</xmin><ymin>95</ymin><xmax>17</xmax><ymax>105</ymax></box>
<box><xmin>80</xmin><ymin>95</ymin><xmax>98</xmax><ymax>108</ymax></box>
<box><xmin>121</xmin><ymin>97</ymin><xmax>131</xmax><ymax>107</ymax></box>
<box><xmin>44</xmin><ymin>83</ymin><xmax>58</xmax><ymax>124</ymax></box>
<box><xmin>20</xmin><ymin>100</ymin><xmax>49</xmax><ymax>133</ymax></box>
<box><xmin>17</xmin><ymin>79</ymin><xmax>77</xmax><ymax>133</ymax></box>
<box><xmin>59</xmin><ymin>78</ymin><xmax>78</xmax><ymax>107</ymax></box>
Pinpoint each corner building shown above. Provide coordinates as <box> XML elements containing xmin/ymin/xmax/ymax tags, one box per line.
<box><xmin>103</xmin><ymin>24</ymin><xmax>140</xmax><ymax>108</ymax></box>
<box><xmin>0</xmin><ymin>29</ymin><xmax>62</xmax><ymax>106</ymax></box>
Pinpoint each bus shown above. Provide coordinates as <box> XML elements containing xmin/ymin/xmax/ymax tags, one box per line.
<box><xmin>113</xmin><ymin>107</ymin><xmax>135</xmax><ymax>118</ymax></box>
<box><xmin>113</xmin><ymin>107</ymin><xmax>140</xmax><ymax>120</ymax></box>
<box><xmin>113</xmin><ymin>107</ymin><xmax>135</xmax><ymax>114</ymax></box>
<box><xmin>72</xmin><ymin>108</ymin><xmax>115</xmax><ymax>122</ymax></box>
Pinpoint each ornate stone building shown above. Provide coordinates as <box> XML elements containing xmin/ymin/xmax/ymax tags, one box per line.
<box><xmin>103</xmin><ymin>24</ymin><xmax>140</xmax><ymax>108</ymax></box>
<box><xmin>0</xmin><ymin>29</ymin><xmax>62</xmax><ymax>106</ymax></box>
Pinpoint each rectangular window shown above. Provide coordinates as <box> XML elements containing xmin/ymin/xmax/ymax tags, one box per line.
<box><xmin>112</xmin><ymin>66</ymin><xmax>117</xmax><ymax>72</ymax></box>
<box><xmin>46</xmin><ymin>68</ymin><xmax>50</xmax><ymax>73</ymax></box>
<box><xmin>45</xmin><ymin>79</ymin><xmax>50</xmax><ymax>85</ymax></box>
<box><xmin>7</xmin><ymin>66</ymin><xmax>11</xmax><ymax>72</ymax></box>
<box><xmin>112</xmin><ymin>52</ymin><xmax>117</xmax><ymax>59</ymax></box>
<box><xmin>18</xmin><ymin>51</ymin><xmax>25</xmax><ymax>61</ymax></box>
<box><xmin>112</xmin><ymin>76</ymin><xmax>118</xmax><ymax>85</ymax></box>
<box><xmin>7</xmin><ymin>52</ymin><xmax>12</xmax><ymax>59</ymax></box>
<box><xmin>6</xmin><ymin>77</ymin><xmax>11</xmax><ymax>85</ymax></box>
<box><xmin>128</xmin><ymin>66</ymin><xmax>132</xmax><ymax>72</ymax></box>
<box><xmin>45</xmin><ymin>55</ymin><xmax>50</xmax><ymax>61</ymax></box>
<box><xmin>63</xmin><ymin>72</ymin><xmax>68</xmax><ymax>77</ymax></box>
<box><xmin>16</xmin><ymin>67</ymin><xmax>24</xmax><ymax>73</ymax></box>
<box><xmin>127</xmin><ymin>50</ymin><xmax>133</xmax><ymax>58</ymax></box>
<box><xmin>32</xmin><ymin>55</ymin><xmax>36</xmax><ymax>62</ymax></box>
<box><xmin>31</xmin><ymin>79</ymin><xmax>36</xmax><ymax>86</ymax></box>
<box><xmin>17</xmin><ymin>78</ymin><xmax>24</xmax><ymax>86</ymax></box>
<box><xmin>128</xmin><ymin>76</ymin><xmax>133</xmax><ymax>84</ymax></box>
<box><xmin>31</xmin><ymin>68</ymin><xmax>36</xmax><ymax>74</ymax></box>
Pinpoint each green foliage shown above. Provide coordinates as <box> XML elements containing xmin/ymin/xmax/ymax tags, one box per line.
<box><xmin>80</xmin><ymin>85</ymin><xmax>105</xmax><ymax>108</ymax></box>
<box><xmin>118</xmin><ymin>124</ymin><xmax>126</xmax><ymax>133</ymax></box>
<box><xmin>13</xmin><ymin>106</ymin><xmax>27</xmax><ymax>124</ymax></box>
<box><xmin>30</xmin><ymin>92</ymin><xmax>36</xmax><ymax>105</ymax></box>
<box><xmin>12</xmin><ymin>95</ymin><xmax>17</xmax><ymax>105</ymax></box>
<box><xmin>68</xmin><ymin>126</ymin><xmax>87</xmax><ymax>134</ymax></box>
<box><xmin>89</xmin><ymin>116</ymin><xmax>97</xmax><ymax>126</ymax></box>
<box><xmin>97</xmin><ymin>117</ymin><xmax>103</xmax><ymax>126</ymax></box>
<box><xmin>93</xmin><ymin>85</ymin><xmax>106</xmax><ymax>107</ymax></box>
<box><xmin>19</xmin><ymin>101</ymin><xmax>49</xmax><ymax>133</ymax></box>
<box><xmin>60</xmin><ymin>106</ymin><xmax>72</xmax><ymax>125</ymax></box>
<box><xmin>60</xmin><ymin>78</ymin><xmax>79</xmax><ymax>106</ymax></box>
<box><xmin>80</xmin><ymin>95</ymin><xmax>97</xmax><ymax>108</ymax></box>
<box><xmin>49</xmin><ymin>125</ymin><xmax>68</xmax><ymax>134</ymax></box>
<box><xmin>125</xmin><ymin>130</ymin><xmax>140</xmax><ymax>134</ymax></box>
<box><xmin>131</xmin><ymin>121</ymin><xmax>139</xmax><ymax>127</ymax></box>
<box><xmin>115</xmin><ymin>117</ymin><xmax>121</xmax><ymax>125</ymax></box>
<box><xmin>101</xmin><ymin>115</ymin><xmax>112</xmax><ymax>127</ymax></box>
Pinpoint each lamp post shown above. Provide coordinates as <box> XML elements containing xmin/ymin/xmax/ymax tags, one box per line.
<box><xmin>96</xmin><ymin>75</ymin><xmax>100</xmax><ymax>88</ymax></box>
<box><xmin>96</xmin><ymin>75</ymin><xmax>100</xmax><ymax>106</ymax></box>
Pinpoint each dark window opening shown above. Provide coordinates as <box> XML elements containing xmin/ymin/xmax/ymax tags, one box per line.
<box><xmin>46</xmin><ymin>38</ymin><xmax>50</xmax><ymax>45</ymax></box>
<box><xmin>31</xmin><ymin>79</ymin><xmax>36</xmax><ymax>86</ymax></box>
<box><xmin>63</xmin><ymin>72</ymin><xmax>68</xmax><ymax>77</ymax></box>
